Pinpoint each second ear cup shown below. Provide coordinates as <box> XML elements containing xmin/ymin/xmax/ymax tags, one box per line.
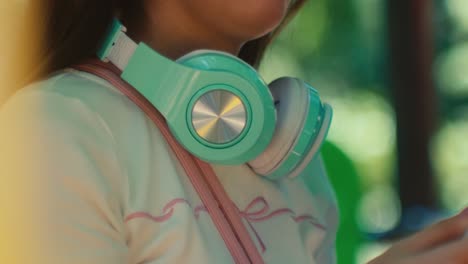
<box><xmin>248</xmin><ymin>77</ymin><xmax>330</xmax><ymax>180</ymax></box>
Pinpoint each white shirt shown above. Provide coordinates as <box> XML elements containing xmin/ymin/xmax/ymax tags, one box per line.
<box><xmin>0</xmin><ymin>69</ymin><xmax>338</xmax><ymax>264</ymax></box>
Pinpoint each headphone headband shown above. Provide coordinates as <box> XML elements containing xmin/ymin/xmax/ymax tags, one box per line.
<box><xmin>95</xmin><ymin>19</ymin><xmax>332</xmax><ymax>178</ymax></box>
<box><xmin>98</xmin><ymin>20</ymin><xmax>257</xmax><ymax>120</ymax></box>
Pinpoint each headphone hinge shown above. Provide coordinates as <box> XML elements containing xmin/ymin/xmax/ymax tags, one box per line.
<box><xmin>97</xmin><ymin>19</ymin><xmax>127</xmax><ymax>62</ymax></box>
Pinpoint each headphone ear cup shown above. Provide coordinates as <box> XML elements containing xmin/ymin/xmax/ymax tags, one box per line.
<box><xmin>248</xmin><ymin>77</ymin><xmax>330</xmax><ymax>180</ymax></box>
<box><xmin>173</xmin><ymin>50</ymin><xmax>277</xmax><ymax>165</ymax></box>
<box><xmin>248</xmin><ymin>77</ymin><xmax>308</xmax><ymax>177</ymax></box>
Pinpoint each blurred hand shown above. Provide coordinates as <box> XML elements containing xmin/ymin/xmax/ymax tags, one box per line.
<box><xmin>369</xmin><ymin>208</ymin><xmax>468</xmax><ymax>264</ymax></box>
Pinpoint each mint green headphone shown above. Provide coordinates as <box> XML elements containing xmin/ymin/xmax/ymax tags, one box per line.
<box><xmin>97</xmin><ymin>19</ymin><xmax>333</xmax><ymax>180</ymax></box>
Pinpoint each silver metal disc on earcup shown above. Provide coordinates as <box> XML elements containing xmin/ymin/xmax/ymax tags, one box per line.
<box><xmin>176</xmin><ymin>50</ymin><xmax>275</xmax><ymax>164</ymax></box>
<box><xmin>192</xmin><ymin>90</ymin><xmax>247</xmax><ymax>144</ymax></box>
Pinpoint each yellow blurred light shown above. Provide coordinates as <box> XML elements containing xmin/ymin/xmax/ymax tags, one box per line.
<box><xmin>0</xmin><ymin>1</ymin><xmax>43</xmax><ymax>263</ymax></box>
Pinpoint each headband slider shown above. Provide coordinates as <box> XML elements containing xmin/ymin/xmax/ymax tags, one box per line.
<box><xmin>97</xmin><ymin>19</ymin><xmax>127</xmax><ymax>62</ymax></box>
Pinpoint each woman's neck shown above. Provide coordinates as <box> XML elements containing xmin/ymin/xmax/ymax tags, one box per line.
<box><xmin>123</xmin><ymin>2</ymin><xmax>245</xmax><ymax>60</ymax></box>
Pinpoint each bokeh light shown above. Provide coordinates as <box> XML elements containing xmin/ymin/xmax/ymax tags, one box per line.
<box><xmin>434</xmin><ymin>0</ymin><xmax>468</xmax><ymax>213</ymax></box>
<box><xmin>431</xmin><ymin>108</ymin><xmax>468</xmax><ymax>211</ymax></box>
<box><xmin>357</xmin><ymin>184</ymin><xmax>401</xmax><ymax>234</ymax></box>
<box><xmin>446</xmin><ymin>0</ymin><xmax>468</xmax><ymax>36</ymax></box>
<box><xmin>435</xmin><ymin>41</ymin><xmax>468</xmax><ymax>96</ymax></box>
<box><xmin>324</xmin><ymin>91</ymin><xmax>396</xmax><ymax>186</ymax></box>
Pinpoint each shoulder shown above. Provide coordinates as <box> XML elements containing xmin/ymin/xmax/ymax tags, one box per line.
<box><xmin>2</xmin><ymin>69</ymin><xmax>133</xmax><ymax>116</ymax></box>
<box><xmin>0</xmin><ymin>70</ymin><xmax>132</xmax><ymax>170</ymax></box>
<box><xmin>0</xmin><ymin>69</ymin><xmax>145</xmax><ymax>141</ymax></box>
<box><xmin>0</xmin><ymin>71</ymin><xmax>131</xmax><ymax>264</ymax></box>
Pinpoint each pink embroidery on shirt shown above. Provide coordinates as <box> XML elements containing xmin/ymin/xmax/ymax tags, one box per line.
<box><xmin>294</xmin><ymin>215</ymin><xmax>326</xmax><ymax>230</ymax></box>
<box><xmin>237</xmin><ymin>196</ymin><xmax>325</xmax><ymax>253</ymax></box>
<box><xmin>125</xmin><ymin>198</ymin><xmax>207</xmax><ymax>223</ymax></box>
<box><xmin>125</xmin><ymin>196</ymin><xmax>325</xmax><ymax>253</ymax></box>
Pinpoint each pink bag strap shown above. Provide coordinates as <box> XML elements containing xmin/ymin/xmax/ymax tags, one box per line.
<box><xmin>73</xmin><ymin>60</ymin><xmax>264</xmax><ymax>264</ymax></box>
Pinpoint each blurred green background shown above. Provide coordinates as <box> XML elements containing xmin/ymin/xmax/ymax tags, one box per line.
<box><xmin>259</xmin><ymin>0</ymin><xmax>468</xmax><ymax>263</ymax></box>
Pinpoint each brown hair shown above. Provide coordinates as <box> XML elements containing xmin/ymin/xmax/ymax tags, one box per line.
<box><xmin>22</xmin><ymin>0</ymin><xmax>307</xmax><ymax>84</ymax></box>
